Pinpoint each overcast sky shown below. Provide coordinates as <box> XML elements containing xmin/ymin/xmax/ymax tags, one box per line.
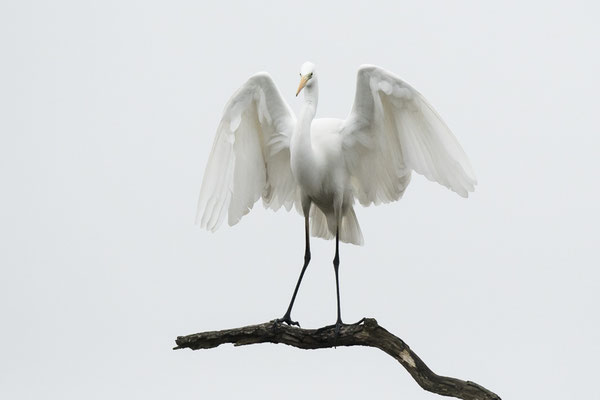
<box><xmin>1</xmin><ymin>1</ymin><xmax>599</xmax><ymax>399</ymax></box>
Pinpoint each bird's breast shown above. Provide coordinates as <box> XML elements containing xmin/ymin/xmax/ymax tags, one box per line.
<box><xmin>291</xmin><ymin>118</ymin><xmax>348</xmax><ymax>202</ymax></box>
<box><xmin>290</xmin><ymin>149</ymin><xmax>319</xmax><ymax>192</ymax></box>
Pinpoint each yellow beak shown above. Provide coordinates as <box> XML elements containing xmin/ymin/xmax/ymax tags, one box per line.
<box><xmin>296</xmin><ymin>75</ymin><xmax>309</xmax><ymax>96</ymax></box>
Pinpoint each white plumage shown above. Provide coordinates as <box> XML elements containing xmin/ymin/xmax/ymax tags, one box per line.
<box><xmin>196</xmin><ymin>61</ymin><xmax>476</xmax><ymax>328</ymax></box>
<box><xmin>196</xmin><ymin>62</ymin><xmax>476</xmax><ymax>245</ymax></box>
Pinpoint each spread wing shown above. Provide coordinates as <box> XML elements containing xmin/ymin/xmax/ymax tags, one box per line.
<box><xmin>196</xmin><ymin>72</ymin><xmax>297</xmax><ymax>231</ymax></box>
<box><xmin>342</xmin><ymin>65</ymin><xmax>476</xmax><ymax>206</ymax></box>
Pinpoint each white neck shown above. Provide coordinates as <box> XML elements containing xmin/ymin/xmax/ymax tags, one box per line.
<box><xmin>294</xmin><ymin>78</ymin><xmax>319</xmax><ymax>138</ymax></box>
<box><xmin>301</xmin><ymin>78</ymin><xmax>319</xmax><ymax>108</ymax></box>
<box><xmin>291</xmin><ymin>78</ymin><xmax>319</xmax><ymax>171</ymax></box>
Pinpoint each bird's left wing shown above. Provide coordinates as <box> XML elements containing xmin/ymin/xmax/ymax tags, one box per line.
<box><xmin>196</xmin><ymin>72</ymin><xmax>297</xmax><ymax>231</ymax></box>
<box><xmin>342</xmin><ymin>65</ymin><xmax>476</xmax><ymax>206</ymax></box>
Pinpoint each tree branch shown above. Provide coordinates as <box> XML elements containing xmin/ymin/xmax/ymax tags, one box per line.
<box><xmin>174</xmin><ymin>318</ymin><xmax>500</xmax><ymax>400</ymax></box>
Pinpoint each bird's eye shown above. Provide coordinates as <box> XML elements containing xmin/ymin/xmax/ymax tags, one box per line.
<box><xmin>299</xmin><ymin>73</ymin><xmax>302</xmax><ymax>76</ymax></box>
<box><xmin>309</xmin><ymin>73</ymin><xmax>313</xmax><ymax>78</ymax></box>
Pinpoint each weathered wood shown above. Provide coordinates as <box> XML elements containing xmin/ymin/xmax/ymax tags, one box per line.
<box><xmin>174</xmin><ymin>318</ymin><xmax>500</xmax><ymax>400</ymax></box>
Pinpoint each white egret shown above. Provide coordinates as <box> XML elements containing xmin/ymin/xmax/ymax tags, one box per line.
<box><xmin>196</xmin><ymin>62</ymin><xmax>476</xmax><ymax>332</ymax></box>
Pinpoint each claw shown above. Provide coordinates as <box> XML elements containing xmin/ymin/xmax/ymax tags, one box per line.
<box><xmin>334</xmin><ymin>320</ymin><xmax>343</xmax><ymax>338</ymax></box>
<box><xmin>276</xmin><ymin>314</ymin><xmax>300</xmax><ymax>327</ymax></box>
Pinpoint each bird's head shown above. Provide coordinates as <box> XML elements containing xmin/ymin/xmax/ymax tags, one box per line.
<box><xmin>296</xmin><ymin>61</ymin><xmax>316</xmax><ymax>96</ymax></box>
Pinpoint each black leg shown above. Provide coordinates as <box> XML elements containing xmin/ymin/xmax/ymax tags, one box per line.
<box><xmin>277</xmin><ymin>215</ymin><xmax>311</xmax><ymax>327</ymax></box>
<box><xmin>333</xmin><ymin>227</ymin><xmax>343</xmax><ymax>336</ymax></box>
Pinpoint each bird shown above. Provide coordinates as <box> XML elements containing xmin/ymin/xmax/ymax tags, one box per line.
<box><xmin>196</xmin><ymin>62</ymin><xmax>476</xmax><ymax>333</ymax></box>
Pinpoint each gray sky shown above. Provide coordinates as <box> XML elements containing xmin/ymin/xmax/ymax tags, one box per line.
<box><xmin>1</xmin><ymin>1</ymin><xmax>598</xmax><ymax>398</ymax></box>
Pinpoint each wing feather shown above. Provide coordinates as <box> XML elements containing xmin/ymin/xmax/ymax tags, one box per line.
<box><xmin>196</xmin><ymin>73</ymin><xmax>297</xmax><ymax>231</ymax></box>
<box><xmin>342</xmin><ymin>65</ymin><xmax>476</xmax><ymax>205</ymax></box>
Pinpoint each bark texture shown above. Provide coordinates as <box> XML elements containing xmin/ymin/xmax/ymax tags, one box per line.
<box><xmin>174</xmin><ymin>318</ymin><xmax>500</xmax><ymax>400</ymax></box>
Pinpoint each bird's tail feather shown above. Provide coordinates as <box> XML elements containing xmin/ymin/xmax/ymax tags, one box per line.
<box><xmin>310</xmin><ymin>207</ymin><xmax>334</xmax><ymax>241</ymax></box>
<box><xmin>339</xmin><ymin>208</ymin><xmax>364</xmax><ymax>246</ymax></box>
<box><xmin>310</xmin><ymin>207</ymin><xmax>364</xmax><ymax>246</ymax></box>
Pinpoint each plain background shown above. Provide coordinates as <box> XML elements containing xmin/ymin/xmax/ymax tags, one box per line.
<box><xmin>1</xmin><ymin>1</ymin><xmax>598</xmax><ymax>398</ymax></box>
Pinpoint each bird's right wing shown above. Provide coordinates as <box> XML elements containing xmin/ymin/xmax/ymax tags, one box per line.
<box><xmin>196</xmin><ymin>72</ymin><xmax>297</xmax><ymax>231</ymax></box>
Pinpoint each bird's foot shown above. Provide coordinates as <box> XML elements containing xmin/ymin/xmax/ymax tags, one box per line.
<box><xmin>275</xmin><ymin>313</ymin><xmax>300</xmax><ymax>327</ymax></box>
<box><xmin>334</xmin><ymin>318</ymin><xmax>343</xmax><ymax>338</ymax></box>
<box><xmin>317</xmin><ymin>318</ymin><xmax>347</xmax><ymax>336</ymax></box>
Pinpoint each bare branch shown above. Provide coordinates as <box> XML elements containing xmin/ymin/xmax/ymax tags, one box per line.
<box><xmin>174</xmin><ymin>318</ymin><xmax>500</xmax><ymax>400</ymax></box>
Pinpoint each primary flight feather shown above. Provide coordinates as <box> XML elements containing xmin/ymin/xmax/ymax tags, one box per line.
<box><xmin>196</xmin><ymin>62</ymin><xmax>476</xmax><ymax>330</ymax></box>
